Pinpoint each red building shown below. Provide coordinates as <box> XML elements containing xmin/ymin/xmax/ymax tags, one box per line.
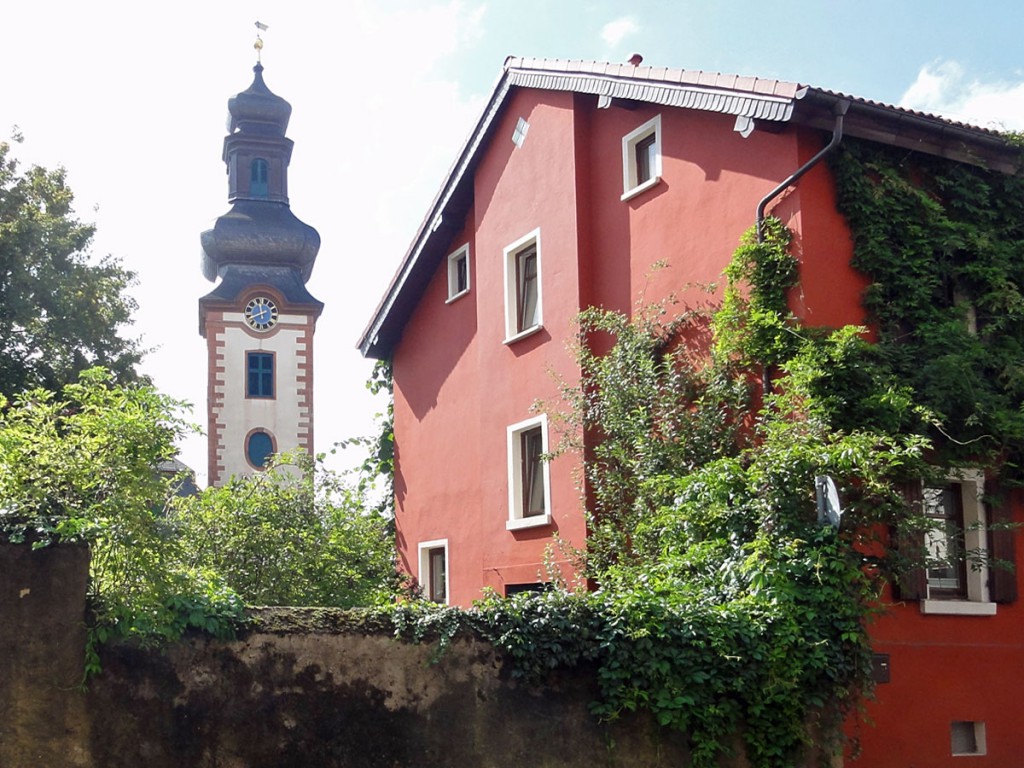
<box><xmin>359</xmin><ymin>58</ymin><xmax>1024</xmax><ymax>765</ymax></box>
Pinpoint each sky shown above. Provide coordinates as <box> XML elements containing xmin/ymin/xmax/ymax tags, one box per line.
<box><xmin>4</xmin><ymin>1</ymin><xmax>1024</xmax><ymax>486</ymax></box>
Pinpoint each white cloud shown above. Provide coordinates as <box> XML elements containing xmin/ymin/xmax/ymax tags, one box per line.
<box><xmin>900</xmin><ymin>60</ymin><xmax>1024</xmax><ymax>131</ymax></box>
<box><xmin>601</xmin><ymin>16</ymin><xmax>640</xmax><ymax>48</ymax></box>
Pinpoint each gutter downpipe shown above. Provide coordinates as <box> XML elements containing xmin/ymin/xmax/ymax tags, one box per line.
<box><xmin>753</xmin><ymin>99</ymin><xmax>850</xmax><ymax>396</ymax></box>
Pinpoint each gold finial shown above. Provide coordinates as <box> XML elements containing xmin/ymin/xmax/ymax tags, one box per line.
<box><xmin>254</xmin><ymin>21</ymin><xmax>268</xmax><ymax>62</ymax></box>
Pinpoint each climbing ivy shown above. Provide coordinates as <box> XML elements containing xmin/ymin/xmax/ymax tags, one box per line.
<box><xmin>715</xmin><ymin>216</ymin><xmax>800</xmax><ymax>370</ymax></box>
<box><xmin>395</xmin><ymin>141</ymin><xmax>1024</xmax><ymax>765</ymax></box>
<box><xmin>830</xmin><ymin>140</ymin><xmax>1024</xmax><ymax>475</ymax></box>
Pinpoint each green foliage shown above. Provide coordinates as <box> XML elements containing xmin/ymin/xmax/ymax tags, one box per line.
<box><xmin>1</xmin><ymin>368</ymin><xmax>396</xmax><ymax>678</ymax></box>
<box><xmin>0</xmin><ymin>368</ymin><xmax>184</xmax><ymax>547</ymax></box>
<box><xmin>0</xmin><ymin>369</ymin><xmax>246</xmax><ymax>659</ymax></box>
<box><xmin>550</xmin><ymin>297</ymin><xmax>928</xmax><ymax>765</ymax></box>
<box><xmin>830</xmin><ymin>140</ymin><xmax>1024</xmax><ymax>473</ymax></box>
<box><xmin>168</xmin><ymin>452</ymin><xmax>398</xmax><ymax>608</ymax></box>
<box><xmin>335</xmin><ymin>359</ymin><xmax>395</xmax><ymax>516</ymax></box>
<box><xmin>0</xmin><ymin>139</ymin><xmax>143</xmax><ymax>398</ymax></box>
<box><xmin>557</xmin><ymin>303</ymin><xmax>748</xmax><ymax>574</ymax></box>
<box><xmin>715</xmin><ymin>217</ymin><xmax>799</xmax><ymax>368</ymax></box>
<box><xmin>533</xmin><ymin>189</ymin><xmax>999</xmax><ymax>762</ymax></box>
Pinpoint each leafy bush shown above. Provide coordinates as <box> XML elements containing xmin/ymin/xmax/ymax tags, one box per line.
<box><xmin>167</xmin><ymin>452</ymin><xmax>398</xmax><ymax>608</ymax></box>
<box><xmin>0</xmin><ymin>368</ymin><xmax>397</xmax><ymax>674</ymax></box>
<box><xmin>0</xmin><ymin>369</ymin><xmax>246</xmax><ymax>659</ymax></box>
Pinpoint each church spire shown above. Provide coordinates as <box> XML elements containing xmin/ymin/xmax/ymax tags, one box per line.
<box><xmin>200</xmin><ymin>61</ymin><xmax>320</xmax><ymax>286</ymax></box>
<box><xmin>198</xmin><ymin>56</ymin><xmax>322</xmax><ymax>486</ymax></box>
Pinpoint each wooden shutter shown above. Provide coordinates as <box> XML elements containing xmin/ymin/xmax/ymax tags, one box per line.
<box><xmin>987</xmin><ymin>482</ymin><xmax>1017</xmax><ymax>604</ymax></box>
<box><xmin>892</xmin><ymin>481</ymin><xmax>926</xmax><ymax>601</ymax></box>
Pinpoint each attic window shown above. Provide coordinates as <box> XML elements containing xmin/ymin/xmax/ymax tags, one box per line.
<box><xmin>512</xmin><ymin>117</ymin><xmax>529</xmax><ymax>148</ymax></box>
<box><xmin>503</xmin><ymin>229</ymin><xmax>542</xmax><ymax>342</ymax></box>
<box><xmin>621</xmin><ymin>115</ymin><xmax>662</xmax><ymax>201</ymax></box>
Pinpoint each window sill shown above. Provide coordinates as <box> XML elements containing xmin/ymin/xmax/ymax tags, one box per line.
<box><xmin>506</xmin><ymin>513</ymin><xmax>552</xmax><ymax>531</ymax></box>
<box><xmin>920</xmin><ymin>600</ymin><xmax>997</xmax><ymax>616</ymax></box>
<box><xmin>504</xmin><ymin>324</ymin><xmax>543</xmax><ymax>345</ymax></box>
<box><xmin>445</xmin><ymin>289</ymin><xmax>469</xmax><ymax>305</ymax></box>
<box><xmin>621</xmin><ymin>175</ymin><xmax>662</xmax><ymax>202</ymax></box>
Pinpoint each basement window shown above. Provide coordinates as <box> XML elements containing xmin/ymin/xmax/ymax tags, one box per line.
<box><xmin>418</xmin><ymin>539</ymin><xmax>448</xmax><ymax>604</ymax></box>
<box><xmin>951</xmin><ymin>721</ymin><xmax>986</xmax><ymax>756</ymax></box>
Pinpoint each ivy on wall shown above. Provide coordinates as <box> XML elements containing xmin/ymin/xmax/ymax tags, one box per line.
<box><xmin>395</xmin><ymin>137</ymin><xmax>1024</xmax><ymax>766</ymax></box>
<box><xmin>12</xmin><ymin>135</ymin><xmax>1021</xmax><ymax>766</ymax></box>
<box><xmin>830</xmin><ymin>140</ymin><xmax>1024</xmax><ymax>476</ymax></box>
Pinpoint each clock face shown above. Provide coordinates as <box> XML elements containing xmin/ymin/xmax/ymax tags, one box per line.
<box><xmin>244</xmin><ymin>297</ymin><xmax>279</xmax><ymax>331</ymax></box>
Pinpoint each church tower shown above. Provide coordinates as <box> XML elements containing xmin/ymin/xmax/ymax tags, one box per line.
<box><xmin>199</xmin><ymin>61</ymin><xmax>322</xmax><ymax>486</ymax></box>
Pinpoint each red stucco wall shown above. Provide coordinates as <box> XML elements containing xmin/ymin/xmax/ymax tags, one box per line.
<box><xmin>390</xmin><ymin>85</ymin><xmax>1024</xmax><ymax>764</ymax></box>
<box><xmin>394</xmin><ymin>89</ymin><xmax>589</xmax><ymax>605</ymax></box>
<box><xmin>393</xmin><ymin>89</ymin><xmax>872</xmax><ymax>606</ymax></box>
<box><xmin>848</xmin><ymin>493</ymin><xmax>1024</xmax><ymax>767</ymax></box>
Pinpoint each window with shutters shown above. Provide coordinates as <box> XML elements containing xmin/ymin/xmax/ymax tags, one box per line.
<box><xmin>896</xmin><ymin>470</ymin><xmax>1007</xmax><ymax>615</ymax></box>
<box><xmin>506</xmin><ymin>415</ymin><xmax>551</xmax><ymax>530</ymax></box>
<box><xmin>502</xmin><ymin>230</ymin><xmax>543</xmax><ymax>343</ymax></box>
<box><xmin>417</xmin><ymin>539</ymin><xmax>448</xmax><ymax>604</ymax></box>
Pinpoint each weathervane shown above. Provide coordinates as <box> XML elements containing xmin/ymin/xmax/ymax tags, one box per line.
<box><xmin>254</xmin><ymin>20</ymin><xmax>268</xmax><ymax>62</ymax></box>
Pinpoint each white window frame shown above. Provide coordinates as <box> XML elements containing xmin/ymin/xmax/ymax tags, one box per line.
<box><xmin>506</xmin><ymin>414</ymin><xmax>552</xmax><ymax>530</ymax></box>
<box><xmin>502</xmin><ymin>229</ymin><xmax>543</xmax><ymax>343</ymax></box>
<box><xmin>417</xmin><ymin>539</ymin><xmax>449</xmax><ymax>604</ymax></box>
<box><xmin>512</xmin><ymin>116</ymin><xmax>529</xmax><ymax>148</ymax></box>
<box><xmin>920</xmin><ymin>469</ymin><xmax>996</xmax><ymax>616</ymax></box>
<box><xmin>951</xmin><ymin>720</ymin><xmax>987</xmax><ymax>756</ymax></box>
<box><xmin>446</xmin><ymin>244</ymin><xmax>470</xmax><ymax>303</ymax></box>
<box><xmin>621</xmin><ymin>114</ymin><xmax>662</xmax><ymax>201</ymax></box>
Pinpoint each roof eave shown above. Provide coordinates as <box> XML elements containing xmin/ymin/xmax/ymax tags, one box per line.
<box><xmin>357</xmin><ymin>61</ymin><xmax>1024</xmax><ymax>360</ymax></box>
<box><xmin>795</xmin><ymin>88</ymin><xmax>1023</xmax><ymax>175</ymax></box>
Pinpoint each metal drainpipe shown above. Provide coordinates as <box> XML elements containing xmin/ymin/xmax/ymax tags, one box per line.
<box><xmin>756</xmin><ymin>99</ymin><xmax>850</xmax><ymax>243</ymax></box>
<box><xmin>752</xmin><ymin>99</ymin><xmax>850</xmax><ymax>395</ymax></box>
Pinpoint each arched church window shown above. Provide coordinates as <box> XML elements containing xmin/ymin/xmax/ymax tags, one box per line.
<box><xmin>250</xmin><ymin>158</ymin><xmax>269</xmax><ymax>198</ymax></box>
<box><xmin>246</xmin><ymin>429</ymin><xmax>274</xmax><ymax>468</ymax></box>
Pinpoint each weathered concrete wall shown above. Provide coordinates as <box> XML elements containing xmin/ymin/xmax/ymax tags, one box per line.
<box><xmin>2</xmin><ymin>544</ymin><xmax>832</xmax><ymax>767</ymax></box>
<box><xmin>86</xmin><ymin>615</ymin><xmax>693</xmax><ymax>768</ymax></box>
<box><xmin>0</xmin><ymin>542</ymin><xmax>92</xmax><ymax>767</ymax></box>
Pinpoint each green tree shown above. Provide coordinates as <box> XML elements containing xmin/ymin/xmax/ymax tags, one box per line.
<box><xmin>0</xmin><ymin>369</ymin><xmax>244</xmax><ymax>653</ymax></box>
<box><xmin>0</xmin><ymin>138</ymin><xmax>143</xmax><ymax>397</ymax></box>
<box><xmin>168</xmin><ymin>452</ymin><xmax>398</xmax><ymax>608</ymax></box>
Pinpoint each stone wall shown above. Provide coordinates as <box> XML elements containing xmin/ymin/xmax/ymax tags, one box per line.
<box><xmin>86</xmin><ymin>616</ymin><xmax>694</xmax><ymax>768</ymax></box>
<box><xmin>1</xmin><ymin>544</ymin><xmax>832</xmax><ymax>767</ymax></box>
<box><xmin>0</xmin><ymin>543</ymin><xmax>92</xmax><ymax>767</ymax></box>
